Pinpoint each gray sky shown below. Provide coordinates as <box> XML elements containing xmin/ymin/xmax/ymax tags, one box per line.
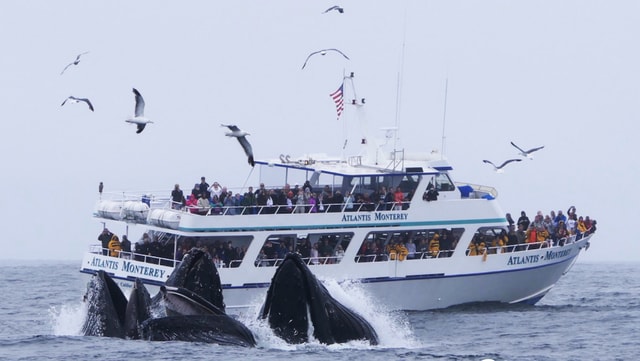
<box><xmin>1</xmin><ymin>1</ymin><xmax>637</xmax><ymax>262</ymax></box>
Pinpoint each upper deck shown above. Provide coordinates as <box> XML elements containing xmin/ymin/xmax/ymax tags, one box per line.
<box><xmin>94</xmin><ymin>154</ymin><xmax>501</xmax><ymax>233</ymax></box>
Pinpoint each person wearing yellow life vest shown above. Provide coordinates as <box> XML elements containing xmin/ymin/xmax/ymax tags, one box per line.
<box><xmin>108</xmin><ymin>234</ymin><xmax>122</xmax><ymax>257</ymax></box>
<box><xmin>387</xmin><ymin>243</ymin><xmax>398</xmax><ymax>260</ymax></box>
<box><xmin>395</xmin><ymin>243</ymin><xmax>409</xmax><ymax>261</ymax></box>
<box><xmin>429</xmin><ymin>233</ymin><xmax>440</xmax><ymax>258</ymax></box>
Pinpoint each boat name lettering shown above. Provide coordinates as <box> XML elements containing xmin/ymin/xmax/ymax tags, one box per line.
<box><xmin>507</xmin><ymin>255</ymin><xmax>540</xmax><ymax>265</ymax></box>
<box><xmin>341</xmin><ymin>214</ymin><xmax>372</xmax><ymax>222</ymax></box>
<box><xmin>122</xmin><ymin>261</ymin><xmax>166</xmax><ymax>279</ymax></box>
<box><xmin>374</xmin><ymin>212</ymin><xmax>408</xmax><ymax>221</ymax></box>
<box><xmin>90</xmin><ymin>257</ymin><xmax>120</xmax><ymax>270</ymax></box>
<box><xmin>340</xmin><ymin>212</ymin><xmax>408</xmax><ymax>222</ymax></box>
<box><xmin>545</xmin><ymin>249</ymin><xmax>571</xmax><ymax>260</ymax></box>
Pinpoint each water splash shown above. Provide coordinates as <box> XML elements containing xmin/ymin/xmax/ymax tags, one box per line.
<box><xmin>49</xmin><ymin>301</ymin><xmax>86</xmax><ymax>336</ymax></box>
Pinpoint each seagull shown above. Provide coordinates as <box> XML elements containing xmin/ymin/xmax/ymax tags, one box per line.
<box><xmin>511</xmin><ymin>141</ymin><xmax>545</xmax><ymax>159</ymax></box>
<box><xmin>221</xmin><ymin>124</ymin><xmax>255</xmax><ymax>167</ymax></box>
<box><xmin>60</xmin><ymin>52</ymin><xmax>89</xmax><ymax>75</ymax></box>
<box><xmin>301</xmin><ymin>48</ymin><xmax>350</xmax><ymax>69</ymax></box>
<box><xmin>61</xmin><ymin>96</ymin><xmax>94</xmax><ymax>112</ymax></box>
<box><xmin>322</xmin><ymin>5</ymin><xmax>344</xmax><ymax>13</ymax></box>
<box><xmin>125</xmin><ymin>88</ymin><xmax>153</xmax><ymax>134</ymax></box>
<box><xmin>483</xmin><ymin>159</ymin><xmax>522</xmax><ymax>173</ymax></box>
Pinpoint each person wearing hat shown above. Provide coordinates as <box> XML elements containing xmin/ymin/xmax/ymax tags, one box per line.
<box><xmin>108</xmin><ymin>234</ymin><xmax>122</xmax><ymax>257</ymax></box>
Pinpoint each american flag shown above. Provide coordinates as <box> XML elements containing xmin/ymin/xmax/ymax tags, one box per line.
<box><xmin>329</xmin><ymin>82</ymin><xmax>344</xmax><ymax>120</ymax></box>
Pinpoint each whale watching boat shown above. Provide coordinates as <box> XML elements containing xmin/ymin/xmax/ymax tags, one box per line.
<box><xmin>80</xmin><ymin>134</ymin><xmax>593</xmax><ymax>312</ymax></box>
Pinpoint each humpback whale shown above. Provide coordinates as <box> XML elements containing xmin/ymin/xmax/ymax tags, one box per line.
<box><xmin>81</xmin><ymin>249</ymin><xmax>256</xmax><ymax>346</ymax></box>
<box><xmin>82</xmin><ymin>269</ymin><xmax>128</xmax><ymax>338</ymax></box>
<box><xmin>82</xmin><ymin>249</ymin><xmax>377</xmax><ymax>347</ymax></box>
<box><xmin>260</xmin><ymin>253</ymin><xmax>379</xmax><ymax>345</ymax></box>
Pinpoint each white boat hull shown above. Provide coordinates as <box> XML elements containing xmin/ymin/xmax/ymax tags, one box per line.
<box><xmin>80</xmin><ymin>235</ymin><xmax>590</xmax><ymax>311</ymax></box>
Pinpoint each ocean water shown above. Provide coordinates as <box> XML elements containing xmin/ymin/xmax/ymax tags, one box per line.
<box><xmin>0</xmin><ymin>261</ymin><xmax>637</xmax><ymax>361</ymax></box>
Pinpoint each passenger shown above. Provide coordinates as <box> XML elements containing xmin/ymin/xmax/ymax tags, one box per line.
<box><xmin>223</xmin><ymin>191</ymin><xmax>237</xmax><ymax>215</ymax></box>
<box><xmin>476</xmin><ymin>241</ymin><xmax>487</xmax><ymax>256</ymax></box>
<box><xmin>507</xmin><ymin>225</ymin><xmax>519</xmax><ymax>251</ymax></box>
<box><xmin>555</xmin><ymin>220</ymin><xmax>570</xmax><ymax>246</ymax></box>
<box><xmin>576</xmin><ymin>216</ymin><xmax>588</xmax><ymax>239</ymax></box>
<box><xmin>506</xmin><ymin>213</ymin><xmax>515</xmax><ymax>227</ymax></box>
<box><xmin>394</xmin><ymin>187</ymin><xmax>404</xmax><ymax>210</ymax></box>
<box><xmin>285</xmin><ymin>191</ymin><xmax>294</xmax><ymax>213</ymax></box>
<box><xmin>384</xmin><ymin>187</ymin><xmax>395</xmax><ymax>210</ymax></box>
<box><xmin>242</xmin><ymin>186</ymin><xmax>257</xmax><ymax>214</ymax></box>
<box><xmin>387</xmin><ymin>241</ymin><xmax>398</xmax><ymax>260</ymax></box>
<box><xmin>439</xmin><ymin>232</ymin><xmax>453</xmax><ymax>257</ymax></box>
<box><xmin>98</xmin><ymin>228</ymin><xmax>114</xmax><ymax>256</ymax></box>
<box><xmin>210</xmin><ymin>195</ymin><xmax>223</xmax><ymax>214</ymax></box>
<box><xmin>372</xmin><ymin>186</ymin><xmax>388</xmax><ymax>211</ymax></box>
<box><xmin>334</xmin><ymin>244</ymin><xmax>345</xmax><ymax>262</ymax></box>
<box><xmin>108</xmin><ymin>234</ymin><xmax>122</xmax><ymax>257</ymax></box>
<box><xmin>171</xmin><ymin>184</ymin><xmax>185</xmax><ymax>210</ymax></box>
<box><xmin>424</xmin><ymin>187</ymin><xmax>439</xmax><ymax>201</ymax></box>
<box><xmin>294</xmin><ymin>189</ymin><xmax>307</xmax><ymax>214</ymax></box>
<box><xmin>308</xmin><ymin>193</ymin><xmax>318</xmax><ymax>213</ymax></box>
<box><xmin>554</xmin><ymin>210</ymin><xmax>567</xmax><ymax>225</ymax></box>
<box><xmin>516</xmin><ymin>223</ymin><xmax>527</xmax><ymax>250</ymax></box>
<box><xmin>197</xmin><ymin>193</ymin><xmax>211</xmax><ymax>215</ymax></box>
<box><xmin>120</xmin><ymin>235</ymin><xmax>132</xmax><ymax>259</ymax></box>
<box><xmin>395</xmin><ymin>242</ymin><xmax>409</xmax><ymax>261</ymax></box>
<box><xmin>330</xmin><ymin>190</ymin><xmax>344</xmax><ymax>212</ymax></box>
<box><xmin>429</xmin><ymin>233</ymin><xmax>440</xmax><ymax>258</ymax></box>
<box><xmin>517</xmin><ymin>211</ymin><xmax>531</xmax><ymax>231</ymax></box>
<box><xmin>208</xmin><ymin>182</ymin><xmax>223</xmax><ymax>200</ymax></box>
<box><xmin>198</xmin><ymin>177</ymin><xmax>210</xmax><ymax>199</ymax></box>
<box><xmin>467</xmin><ymin>241</ymin><xmax>478</xmax><ymax>256</ymax></box>
<box><xmin>310</xmin><ymin>243</ymin><xmax>320</xmax><ymax>265</ymax></box>
<box><xmin>344</xmin><ymin>192</ymin><xmax>355</xmax><ymax>212</ymax></box>
<box><xmin>185</xmin><ymin>194</ymin><xmax>198</xmax><ymax>213</ymax></box>
<box><xmin>405</xmin><ymin>239</ymin><xmax>417</xmax><ymax>259</ymax></box>
<box><xmin>303</xmin><ymin>180</ymin><xmax>313</xmax><ymax>194</ymax></box>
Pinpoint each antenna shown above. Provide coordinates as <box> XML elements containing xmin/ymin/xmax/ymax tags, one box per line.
<box><xmin>393</xmin><ymin>6</ymin><xmax>408</xmax><ymax>153</ymax></box>
<box><xmin>440</xmin><ymin>77</ymin><xmax>449</xmax><ymax>159</ymax></box>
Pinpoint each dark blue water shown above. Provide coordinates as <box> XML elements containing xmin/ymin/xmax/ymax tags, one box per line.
<box><xmin>0</xmin><ymin>261</ymin><xmax>637</xmax><ymax>361</ymax></box>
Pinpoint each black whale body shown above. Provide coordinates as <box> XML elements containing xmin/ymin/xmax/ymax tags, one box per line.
<box><xmin>81</xmin><ymin>248</ymin><xmax>255</xmax><ymax>346</ymax></box>
<box><xmin>82</xmin><ymin>249</ymin><xmax>378</xmax><ymax>346</ymax></box>
<box><xmin>260</xmin><ymin>253</ymin><xmax>379</xmax><ymax>345</ymax></box>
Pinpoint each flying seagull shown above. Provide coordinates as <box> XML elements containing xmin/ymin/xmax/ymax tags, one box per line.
<box><xmin>125</xmin><ymin>88</ymin><xmax>153</xmax><ymax>134</ymax></box>
<box><xmin>301</xmin><ymin>48</ymin><xmax>350</xmax><ymax>69</ymax></box>
<box><xmin>60</xmin><ymin>52</ymin><xmax>89</xmax><ymax>75</ymax></box>
<box><xmin>61</xmin><ymin>96</ymin><xmax>94</xmax><ymax>112</ymax></box>
<box><xmin>511</xmin><ymin>141</ymin><xmax>545</xmax><ymax>159</ymax></box>
<box><xmin>221</xmin><ymin>124</ymin><xmax>255</xmax><ymax>167</ymax></box>
<box><xmin>322</xmin><ymin>5</ymin><xmax>344</xmax><ymax>13</ymax></box>
<box><xmin>483</xmin><ymin>159</ymin><xmax>521</xmax><ymax>173</ymax></box>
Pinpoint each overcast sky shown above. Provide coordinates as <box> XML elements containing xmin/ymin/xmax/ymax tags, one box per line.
<box><xmin>1</xmin><ymin>1</ymin><xmax>637</xmax><ymax>262</ymax></box>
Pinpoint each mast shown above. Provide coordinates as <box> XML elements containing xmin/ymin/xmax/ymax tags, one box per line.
<box><xmin>440</xmin><ymin>77</ymin><xmax>449</xmax><ymax>159</ymax></box>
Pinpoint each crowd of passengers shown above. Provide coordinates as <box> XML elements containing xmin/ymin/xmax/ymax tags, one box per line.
<box><xmin>356</xmin><ymin>229</ymin><xmax>459</xmax><ymax>262</ymax></box>
<box><xmin>99</xmin><ymin>229</ymin><xmax>247</xmax><ymax>268</ymax></box>
<box><xmin>169</xmin><ymin>176</ymin><xmax>416</xmax><ymax>215</ymax></box>
<box><xmin>468</xmin><ymin>206</ymin><xmax>597</xmax><ymax>256</ymax></box>
<box><xmin>255</xmin><ymin>235</ymin><xmax>347</xmax><ymax>267</ymax></box>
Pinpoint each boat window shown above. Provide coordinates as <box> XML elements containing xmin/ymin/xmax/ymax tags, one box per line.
<box><xmin>466</xmin><ymin>226</ymin><xmax>511</xmax><ymax>256</ymax></box>
<box><xmin>435</xmin><ymin>173</ymin><xmax>455</xmax><ymax>192</ymax></box>
<box><xmin>255</xmin><ymin>232</ymin><xmax>354</xmax><ymax>267</ymax></box>
<box><xmin>171</xmin><ymin>235</ymin><xmax>252</xmax><ymax>268</ymax></box>
<box><xmin>355</xmin><ymin>227</ymin><xmax>464</xmax><ymax>262</ymax></box>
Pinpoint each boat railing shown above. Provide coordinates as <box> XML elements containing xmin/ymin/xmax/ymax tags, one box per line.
<box><xmin>88</xmin><ymin>244</ymin><xmax>180</xmax><ymax>267</ymax></box>
<box><xmin>469</xmin><ymin>234</ymin><xmax>582</xmax><ymax>256</ymax></box>
<box><xmin>181</xmin><ymin>200</ymin><xmax>411</xmax><ymax>217</ymax></box>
